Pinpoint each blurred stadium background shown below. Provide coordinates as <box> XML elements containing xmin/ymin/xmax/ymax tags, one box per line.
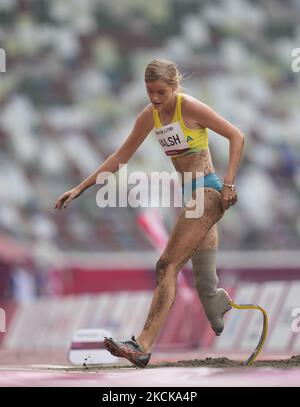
<box><xmin>0</xmin><ymin>0</ymin><xmax>300</xmax><ymax>369</ymax></box>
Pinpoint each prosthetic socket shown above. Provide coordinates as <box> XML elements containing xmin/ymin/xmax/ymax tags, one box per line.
<box><xmin>191</xmin><ymin>249</ymin><xmax>232</xmax><ymax>335</ymax></box>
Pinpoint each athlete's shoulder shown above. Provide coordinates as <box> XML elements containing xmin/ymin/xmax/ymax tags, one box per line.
<box><xmin>134</xmin><ymin>103</ymin><xmax>154</xmax><ymax>129</ymax></box>
<box><xmin>181</xmin><ymin>93</ymin><xmax>212</xmax><ymax>115</ymax></box>
<box><xmin>181</xmin><ymin>93</ymin><xmax>211</xmax><ymax>111</ymax></box>
<box><xmin>143</xmin><ymin>103</ymin><xmax>154</xmax><ymax>115</ymax></box>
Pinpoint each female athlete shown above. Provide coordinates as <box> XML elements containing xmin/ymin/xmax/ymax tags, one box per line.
<box><xmin>55</xmin><ymin>59</ymin><xmax>245</xmax><ymax>368</ymax></box>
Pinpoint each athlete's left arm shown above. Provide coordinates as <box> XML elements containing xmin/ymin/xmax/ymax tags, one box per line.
<box><xmin>188</xmin><ymin>99</ymin><xmax>245</xmax><ymax>186</ymax></box>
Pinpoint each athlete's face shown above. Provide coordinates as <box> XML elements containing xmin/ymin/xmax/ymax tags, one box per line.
<box><xmin>145</xmin><ymin>80</ymin><xmax>176</xmax><ymax>110</ymax></box>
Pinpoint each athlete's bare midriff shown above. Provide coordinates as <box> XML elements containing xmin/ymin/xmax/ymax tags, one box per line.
<box><xmin>171</xmin><ymin>148</ymin><xmax>215</xmax><ymax>184</ymax></box>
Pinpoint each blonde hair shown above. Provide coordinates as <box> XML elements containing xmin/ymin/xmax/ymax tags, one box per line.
<box><xmin>145</xmin><ymin>59</ymin><xmax>183</xmax><ymax>91</ymax></box>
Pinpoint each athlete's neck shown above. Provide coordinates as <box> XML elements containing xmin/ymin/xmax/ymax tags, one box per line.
<box><xmin>161</xmin><ymin>93</ymin><xmax>177</xmax><ymax>116</ymax></box>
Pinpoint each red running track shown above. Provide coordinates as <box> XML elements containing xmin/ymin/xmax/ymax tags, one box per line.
<box><xmin>0</xmin><ymin>365</ymin><xmax>300</xmax><ymax>387</ymax></box>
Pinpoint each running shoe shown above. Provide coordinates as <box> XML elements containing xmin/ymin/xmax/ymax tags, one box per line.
<box><xmin>104</xmin><ymin>335</ymin><xmax>151</xmax><ymax>368</ymax></box>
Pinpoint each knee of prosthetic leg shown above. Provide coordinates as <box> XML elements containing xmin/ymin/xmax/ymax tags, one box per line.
<box><xmin>192</xmin><ymin>249</ymin><xmax>232</xmax><ymax>335</ymax></box>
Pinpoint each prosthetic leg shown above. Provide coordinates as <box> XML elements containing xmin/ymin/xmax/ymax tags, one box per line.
<box><xmin>192</xmin><ymin>249</ymin><xmax>232</xmax><ymax>336</ymax></box>
<box><xmin>192</xmin><ymin>248</ymin><xmax>269</xmax><ymax>365</ymax></box>
<box><xmin>137</xmin><ymin>209</ymin><xmax>268</xmax><ymax>366</ymax></box>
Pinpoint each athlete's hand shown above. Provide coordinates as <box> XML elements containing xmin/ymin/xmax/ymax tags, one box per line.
<box><xmin>54</xmin><ymin>187</ymin><xmax>83</xmax><ymax>210</ymax></box>
<box><xmin>221</xmin><ymin>185</ymin><xmax>237</xmax><ymax>211</ymax></box>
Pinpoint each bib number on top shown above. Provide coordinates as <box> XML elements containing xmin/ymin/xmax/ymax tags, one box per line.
<box><xmin>154</xmin><ymin>122</ymin><xmax>190</xmax><ymax>156</ymax></box>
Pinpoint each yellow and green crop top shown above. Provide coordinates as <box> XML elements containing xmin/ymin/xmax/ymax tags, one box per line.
<box><xmin>152</xmin><ymin>93</ymin><xmax>208</xmax><ymax>158</ymax></box>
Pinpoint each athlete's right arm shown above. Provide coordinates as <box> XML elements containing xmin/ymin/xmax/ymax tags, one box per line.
<box><xmin>55</xmin><ymin>105</ymin><xmax>153</xmax><ymax>209</ymax></box>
